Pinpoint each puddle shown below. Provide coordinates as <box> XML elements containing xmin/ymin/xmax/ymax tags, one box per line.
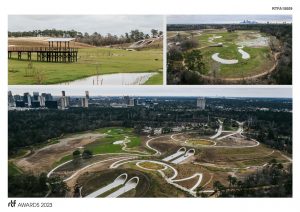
<box><xmin>59</xmin><ymin>72</ymin><xmax>158</xmax><ymax>85</ymax></box>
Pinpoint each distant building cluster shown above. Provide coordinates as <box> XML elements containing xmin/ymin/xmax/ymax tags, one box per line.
<box><xmin>8</xmin><ymin>90</ymin><xmax>89</xmax><ymax>110</ymax></box>
<box><xmin>110</xmin><ymin>96</ymin><xmax>137</xmax><ymax>108</ymax></box>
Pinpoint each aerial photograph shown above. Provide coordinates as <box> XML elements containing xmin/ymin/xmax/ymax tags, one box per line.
<box><xmin>167</xmin><ymin>15</ymin><xmax>292</xmax><ymax>85</ymax></box>
<box><xmin>8</xmin><ymin>15</ymin><xmax>163</xmax><ymax>85</ymax></box>
<box><xmin>8</xmin><ymin>87</ymin><xmax>292</xmax><ymax>197</ymax></box>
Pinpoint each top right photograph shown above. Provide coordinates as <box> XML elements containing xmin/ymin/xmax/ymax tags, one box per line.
<box><xmin>167</xmin><ymin>15</ymin><xmax>292</xmax><ymax>85</ymax></box>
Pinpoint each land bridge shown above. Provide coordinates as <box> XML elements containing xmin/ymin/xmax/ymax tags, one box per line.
<box><xmin>8</xmin><ymin>38</ymin><xmax>78</xmax><ymax>63</ymax></box>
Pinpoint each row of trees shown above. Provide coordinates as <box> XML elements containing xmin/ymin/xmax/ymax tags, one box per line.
<box><xmin>8</xmin><ymin>28</ymin><xmax>163</xmax><ymax>46</ymax></box>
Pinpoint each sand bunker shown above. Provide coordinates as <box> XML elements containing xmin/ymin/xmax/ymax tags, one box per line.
<box><xmin>238</xmin><ymin>46</ymin><xmax>250</xmax><ymax>59</ymax></box>
<box><xmin>237</xmin><ymin>36</ymin><xmax>269</xmax><ymax>47</ymax></box>
<box><xmin>208</xmin><ymin>35</ymin><xmax>223</xmax><ymax>43</ymax></box>
<box><xmin>211</xmin><ymin>53</ymin><xmax>238</xmax><ymax>64</ymax></box>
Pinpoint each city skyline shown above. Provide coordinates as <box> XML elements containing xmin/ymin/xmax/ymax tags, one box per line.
<box><xmin>167</xmin><ymin>15</ymin><xmax>292</xmax><ymax>24</ymax></box>
<box><xmin>8</xmin><ymin>86</ymin><xmax>292</xmax><ymax>98</ymax></box>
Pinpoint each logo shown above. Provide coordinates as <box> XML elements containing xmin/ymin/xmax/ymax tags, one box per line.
<box><xmin>8</xmin><ymin>200</ymin><xmax>17</xmax><ymax>207</ymax></box>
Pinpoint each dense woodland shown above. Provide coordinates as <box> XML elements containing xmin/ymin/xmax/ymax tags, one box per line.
<box><xmin>8</xmin><ymin>173</ymin><xmax>68</xmax><ymax>197</ymax></box>
<box><xmin>8</xmin><ymin>28</ymin><xmax>163</xmax><ymax>46</ymax></box>
<box><xmin>8</xmin><ymin>98</ymin><xmax>292</xmax><ymax>155</ymax></box>
<box><xmin>209</xmin><ymin>160</ymin><xmax>292</xmax><ymax>197</ymax></box>
<box><xmin>167</xmin><ymin>24</ymin><xmax>292</xmax><ymax>85</ymax></box>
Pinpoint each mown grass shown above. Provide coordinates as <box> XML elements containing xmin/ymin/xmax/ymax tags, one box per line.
<box><xmin>8</xmin><ymin>47</ymin><xmax>163</xmax><ymax>85</ymax></box>
<box><xmin>144</xmin><ymin>71</ymin><xmax>163</xmax><ymax>85</ymax></box>
<box><xmin>85</xmin><ymin>127</ymin><xmax>142</xmax><ymax>154</ymax></box>
<box><xmin>196</xmin><ymin>30</ymin><xmax>275</xmax><ymax>78</ymax></box>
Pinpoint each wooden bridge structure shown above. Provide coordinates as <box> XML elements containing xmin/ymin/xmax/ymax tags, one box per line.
<box><xmin>8</xmin><ymin>38</ymin><xmax>78</xmax><ymax>63</ymax></box>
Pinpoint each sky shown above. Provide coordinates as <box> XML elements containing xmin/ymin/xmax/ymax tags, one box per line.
<box><xmin>8</xmin><ymin>86</ymin><xmax>292</xmax><ymax>98</ymax></box>
<box><xmin>8</xmin><ymin>15</ymin><xmax>163</xmax><ymax>35</ymax></box>
<box><xmin>167</xmin><ymin>15</ymin><xmax>292</xmax><ymax>24</ymax></box>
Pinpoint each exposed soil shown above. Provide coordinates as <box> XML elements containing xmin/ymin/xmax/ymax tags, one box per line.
<box><xmin>8</xmin><ymin>37</ymin><xmax>93</xmax><ymax>48</ymax></box>
<box><xmin>16</xmin><ymin>133</ymin><xmax>104</xmax><ymax>173</ymax></box>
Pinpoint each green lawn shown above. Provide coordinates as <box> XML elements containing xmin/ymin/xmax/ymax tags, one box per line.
<box><xmin>196</xmin><ymin>30</ymin><xmax>275</xmax><ymax>78</ymax></box>
<box><xmin>8</xmin><ymin>47</ymin><xmax>163</xmax><ymax>85</ymax></box>
<box><xmin>85</xmin><ymin>127</ymin><xmax>142</xmax><ymax>154</ymax></box>
<box><xmin>144</xmin><ymin>71</ymin><xmax>163</xmax><ymax>85</ymax></box>
<box><xmin>51</xmin><ymin>127</ymin><xmax>144</xmax><ymax>167</ymax></box>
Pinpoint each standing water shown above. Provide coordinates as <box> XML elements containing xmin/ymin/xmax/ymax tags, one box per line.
<box><xmin>58</xmin><ymin>72</ymin><xmax>158</xmax><ymax>85</ymax></box>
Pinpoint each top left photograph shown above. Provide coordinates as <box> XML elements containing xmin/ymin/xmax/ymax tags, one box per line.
<box><xmin>8</xmin><ymin>15</ymin><xmax>163</xmax><ymax>85</ymax></box>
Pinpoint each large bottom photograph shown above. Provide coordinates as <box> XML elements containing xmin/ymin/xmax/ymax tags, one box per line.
<box><xmin>7</xmin><ymin>87</ymin><xmax>292</xmax><ymax>197</ymax></box>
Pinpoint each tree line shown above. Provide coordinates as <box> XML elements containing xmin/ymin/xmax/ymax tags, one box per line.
<box><xmin>8</xmin><ymin>28</ymin><xmax>163</xmax><ymax>46</ymax></box>
<box><xmin>8</xmin><ymin>98</ymin><xmax>292</xmax><ymax>155</ymax></box>
<box><xmin>206</xmin><ymin>159</ymin><xmax>292</xmax><ymax>197</ymax></box>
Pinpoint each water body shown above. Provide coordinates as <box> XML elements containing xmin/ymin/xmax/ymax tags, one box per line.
<box><xmin>211</xmin><ymin>53</ymin><xmax>238</xmax><ymax>64</ymax></box>
<box><xmin>59</xmin><ymin>72</ymin><xmax>157</xmax><ymax>85</ymax></box>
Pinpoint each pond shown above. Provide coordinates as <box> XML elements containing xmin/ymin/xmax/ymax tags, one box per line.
<box><xmin>58</xmin><ymin>72</ymin><xmax>157</xmax><ymax>85</ymax></box>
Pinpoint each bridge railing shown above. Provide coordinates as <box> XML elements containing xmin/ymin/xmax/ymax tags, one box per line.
<box><xmin>8</xmin><ymin>47</ymin><xmax>78</xmax><ymax>52</ymax></box>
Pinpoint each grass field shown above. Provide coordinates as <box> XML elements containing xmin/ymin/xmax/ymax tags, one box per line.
<box><xmin>52</xmin><ymin>127</ymin><xmax>144</xmax><ymax>167</ymax></box>
<box><xmin>138</xmin><ymin>162</ymin><xmax>165</xmax><ymax>170</ymax></box>
<box><xmin>85</xmin><ymin>128</ymin><xmax>143</xmax><ymax>154</ymax></box>
<box><xmin>144</xmin><ymin>71</ymin><xmax>163</xmax><ymax>85</ymax></box>
<box><xmin>187</xmin><ymin>139</ymin><xmax>215</xmax><ymax>146</ymax></box>
<box><xmin>196</xmin><ymin>30</ymin><xmax>275</xmax><ymax>78</ymax></box>
<box><xmin>185</xmin><ymin>30</ymin><xmax>275</xmax><ymax>78</ymax></box>
<box><xmin>8</xmin><ymin>47</ymin><xmax>163</xmax><ymax>85</ymax></box>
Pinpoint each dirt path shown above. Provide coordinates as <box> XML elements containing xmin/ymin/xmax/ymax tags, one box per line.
<box><xmin>198</xmin><ymin>51</ymin><xmax>281</xmax><ymax>82</ymax></box>
<box><xmin>16</xmin><ymin>133</ymin><xmax>104</xmax><ymax>173</ymax></box>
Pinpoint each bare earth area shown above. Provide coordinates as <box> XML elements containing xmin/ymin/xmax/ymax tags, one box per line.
<box><xmin>16</xmin><ymin>133</ymin><xmax>104</xmax><ymax>173</ymax></box>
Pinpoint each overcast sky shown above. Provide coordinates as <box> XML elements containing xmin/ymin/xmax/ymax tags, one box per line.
<box><xmin>8</xmin><ymin>86</ymin><xmax>292</xmax><ymax>98</ymax></box>
<box><xmin>167</xmin><ymin>15</ymin><xmax>292</xmax><ymax>24</ymax></box>
<box><xmin>8</xmin><ymin>15</ymin><xmax>163</xmax><ymax>35</ymax></box>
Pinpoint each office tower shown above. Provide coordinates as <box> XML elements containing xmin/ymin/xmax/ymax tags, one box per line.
<box><xmin>23</xmin><ymin>92</ymin><xmax>31</xmax><ymax>107</ymax></box>
<box><xmin>197</xmin><ymin>97</ymin><xmax>206</xmax><ymax>110</ymax></box>
<box><xmin>8</xmin><ymin>91</ymin><xmax>15</xmax><ymax>107</ymax></box>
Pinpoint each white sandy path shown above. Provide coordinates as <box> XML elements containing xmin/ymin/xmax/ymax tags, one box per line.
<box><xmin>106</xmin><ymin>177</ymin><xmax>139</xmax><ymax>198</ymax></box>
<box><xmin>171</xmin><ymin>149</ymin><xmax>195</xmax><ymax>164</ymax></box>
<box><xmin>162</xmin><ymin>147</ymin><xmax>186</xmax><ymax>162</ymax></box>
<box><xmin>212</xmin><ymin>53</ymin><xmax>238</xmax><ymax>64</ymax></box>
<box><xmin>238</xmin><ymin>46</ymin><xmax>250</xmax><ymax>59</ymax></box>
<box><xmin>210</xmin><ymin>120</ymin><xmax>223</xmax><ymax>139</ymax></box>
<box><xmin>111</xmin><ymin>159</ymin><xmax>202</xmax><ymax>196</ymax></box>
<box><xmin>85</xmin><ymin>173</ymin><xmax>128</xmax><ymax>198</ymax></box>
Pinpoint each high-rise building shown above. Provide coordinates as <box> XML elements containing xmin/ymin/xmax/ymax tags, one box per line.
<box><xmin>128</xmin><ymin>98</ymin><xmax>135</xmax><ymax>107</ymax></box>
<box><xmin>33</xmin><ymin>92</ymin><xmax>39</xmax><ymax>101</ymax></box>
<box><xmin>39</xmin><ymin>96</ymin><xmax>46</xmax><ymax>107</ymax></box>
<box><xmin>23</xmin><ymin>92</ymin><xmax>31</xmax><ymax>107</ymax></box>
<box><xmin>124</xmin><ymin>96</ymin><xmax>130</xmax><ymax>105</ymax></box>
<box><xmin>81</xmin><ymin>97</ymin><xmax>89</xmax><ymax>108</ymax></box>
<box><xmin>80</xmin><ymin>91</ymin><xmax>89</xmax><ymax>108</ymax></box>
<box><xmin>8</xmin><ymin>91</ymin><xmax>15</xmax><ymax>107</ymax></box>
<box><xmin>197</xmin><ymin>97</ymin><xmax>206</xmax><ymax>110</ymax></box>
<box><xmin>42</xmin><ymin>93</ymin><xmax>53</xmax><ymax>101</ymax></box>
<box><xmin>60</xmin><ymin>91</ymin><xmax>69</xmax><ymax>109</ymax></box>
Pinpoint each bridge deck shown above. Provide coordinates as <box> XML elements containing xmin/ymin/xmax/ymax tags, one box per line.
<box><xmin>8</xmin><ymin>47</ymin><xmax>78</xmax><ymax>63</ymax></box>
